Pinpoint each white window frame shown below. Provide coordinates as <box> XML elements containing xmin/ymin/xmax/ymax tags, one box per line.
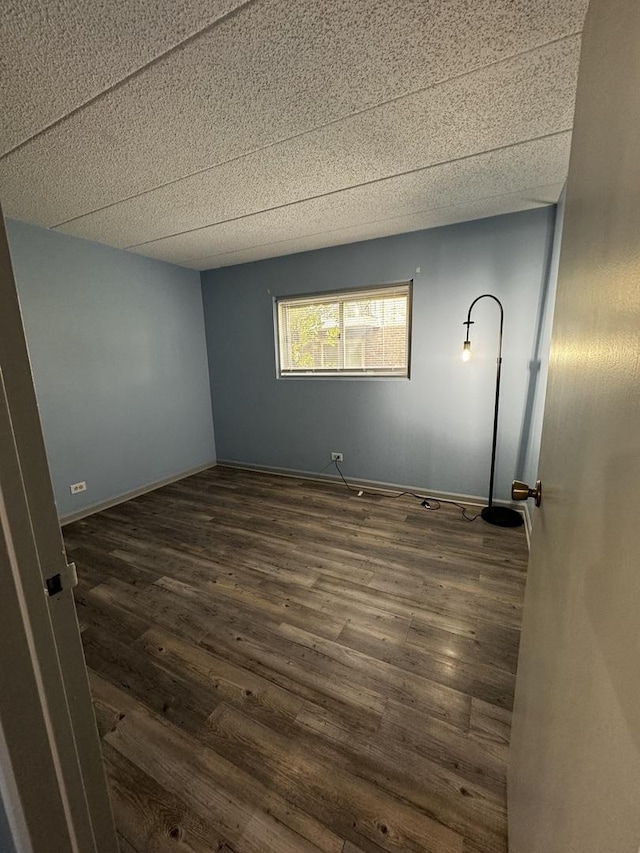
<box><xmin>274</xmin><ymin>281</ymin><xmax>412</xmax><ymax>379</ymax></box>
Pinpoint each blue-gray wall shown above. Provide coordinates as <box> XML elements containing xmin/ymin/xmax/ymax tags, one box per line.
<box><xmin>201</xmin><ymin>208</ymin><xmax>556</xmax><ymax>502</ymax></box>
<box><xmin>6</xmin><ymin>221</ymin><xmax>216</xmax><ymax>519</ymax></box>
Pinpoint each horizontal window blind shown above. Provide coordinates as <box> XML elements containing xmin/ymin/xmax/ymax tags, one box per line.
<box><xmin>276</xmin><ymin>283</ymin><xmax>411</xmax><ymax>377</ymax></box>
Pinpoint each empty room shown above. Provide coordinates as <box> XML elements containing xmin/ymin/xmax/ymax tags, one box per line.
<box><xmin>1</xmin><ymin>1</ymin><xmax>639</xmax><ymax>852</ymax></box>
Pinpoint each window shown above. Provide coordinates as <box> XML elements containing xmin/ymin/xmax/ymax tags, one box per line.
<box><xmin>276</xmin><ymin>282</ymin><xmax>411</xmax><ymax>377</ymax></box>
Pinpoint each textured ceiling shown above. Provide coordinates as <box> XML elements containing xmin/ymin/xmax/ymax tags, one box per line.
<box><xmin>0</xmin><ymin>0</ymin><xmax>588</xmax><ymax>270</ymax></box>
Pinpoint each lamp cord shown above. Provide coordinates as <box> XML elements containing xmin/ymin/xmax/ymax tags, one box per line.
<box><xmin>332</xmin><ymin>461</ymin><xmax>480</xmax><ymax>522</ymax></box>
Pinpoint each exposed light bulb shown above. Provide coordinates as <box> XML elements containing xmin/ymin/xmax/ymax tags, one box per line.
<box><xmin>461</xmin><ymin>341</ymin><xmax>471</xmax><ymax>362</ymax></box>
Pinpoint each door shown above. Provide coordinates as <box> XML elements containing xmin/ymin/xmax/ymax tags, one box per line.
<box><xmin>508</xmin><ymin>0</ymin><xmax>640</xmax><ymax>850</ymax></box>
<box><xmin>0</xmin><ymin>208</ymin><xmax>118</xmax><ymax>852</ymax></box>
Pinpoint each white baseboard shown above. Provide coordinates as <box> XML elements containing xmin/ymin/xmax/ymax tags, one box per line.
<box><xmin>61</xmin><ymin>457</ymin><xmax>528</xmax><ymax>533</ymax></box>
<box><xmin>60</xmin><ymin>460</ymin><xmax>217</xmax><ymax>526</ymax></box>
<box><xmin>218</xmin><ymin>459</ymin><xmax>525</xmax><ymax>515</ymax></box>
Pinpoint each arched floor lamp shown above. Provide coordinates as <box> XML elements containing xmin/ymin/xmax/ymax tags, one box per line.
<box><xmin>462</xmin><ymin>294</ymin><xmax>523</xmax><ymax>528</ymax></box>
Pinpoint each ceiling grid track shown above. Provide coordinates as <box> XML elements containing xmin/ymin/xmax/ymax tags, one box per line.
<box><xmin>0</xmin><ymin>0</ymin><xmax>589</xmax><ymax>268</ymax></box>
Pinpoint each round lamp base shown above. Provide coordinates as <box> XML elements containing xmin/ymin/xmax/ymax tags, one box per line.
<box><xmin>481</xmin><ymin>505</ymin><xmax>524</xmax><ymax>528</ymax></box>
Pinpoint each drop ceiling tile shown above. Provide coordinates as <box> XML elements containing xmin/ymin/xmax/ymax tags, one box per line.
<box><xmin>0</xmin><ymin>0</ymin><xmax>588</xmax><ymax>228</ymax></box>
<box><xmin>0</xmin><ymin>0</ymin><xmax>249</xmax><ymax>155</ymax></box>
<box><xmin>130</xmin><ymin>133</ymin><xmax>570</xmax><ymax>266</ymax></box>
<box><xmin>55</xmin><ymin>37</ymin><xmax>580</xmax><ymax>249</ymax></box>
<box><xmin>191</xmin><ymin>183</ymin><xmax>564</xmax><ymax>269</ymax></box>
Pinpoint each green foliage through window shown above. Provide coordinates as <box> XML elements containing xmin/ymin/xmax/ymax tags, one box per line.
<box><xmin>276</xmin><ymin>283</ymin><xmax>411</xmax><ymax>377</ymax></box>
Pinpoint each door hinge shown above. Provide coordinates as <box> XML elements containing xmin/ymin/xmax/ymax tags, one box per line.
<box><xmin>45</xmin><ymin>562</ymin><xmax>78</xmax><ymax>597</ymax></box>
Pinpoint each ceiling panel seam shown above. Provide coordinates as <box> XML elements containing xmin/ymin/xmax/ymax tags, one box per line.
<box><xmin>124</xmin><ymin>130</ymin><xmax>571</xmax><ymax>250</ymax></box>
<box><xmin>0</xmin><ymin>0</ymin><xmax>259</xmax><ymax>160</ymax></box>
<box><xmin>49</xmin><ymin>30</ymin><xmax>582</xmax><ymax>231</ymax></box>
<box><xmin>181</xmin><ymin>180</ymin><xmax>562</xmax><ymax>265</ymax></box>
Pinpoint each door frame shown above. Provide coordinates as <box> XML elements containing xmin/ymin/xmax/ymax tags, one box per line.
<box><xmin>0</xmin><ymin>208</ymin><xmax>117</xmax><ymax>852</ymax></box>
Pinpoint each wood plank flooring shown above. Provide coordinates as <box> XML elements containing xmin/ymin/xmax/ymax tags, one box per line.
<box><xmin>64</xmin><ymin>466</ymin><xmax>529</xmax><ymax>853</ymax></box>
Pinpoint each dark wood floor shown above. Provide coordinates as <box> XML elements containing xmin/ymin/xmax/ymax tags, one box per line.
<box><xmin>64</xmin><ymin>466</ymin><xmax>528</xmax><ymax>853</ymax></box>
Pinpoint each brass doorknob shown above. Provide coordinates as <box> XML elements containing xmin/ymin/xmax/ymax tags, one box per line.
<box><xmin>512</xmin><ymin>479</ymin><xmax>542</xmax><ymax>507</ymax></box>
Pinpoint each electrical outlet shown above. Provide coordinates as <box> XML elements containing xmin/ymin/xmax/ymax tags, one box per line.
<box><xmin>330</xmin><ymin>452</ymin><xmax>344</xmax><ymax>462</ymax></box>
<box><xmin>69</xmin><ymin>481</ymin><xmax>87</xmax><ymax>495</ymax></box>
